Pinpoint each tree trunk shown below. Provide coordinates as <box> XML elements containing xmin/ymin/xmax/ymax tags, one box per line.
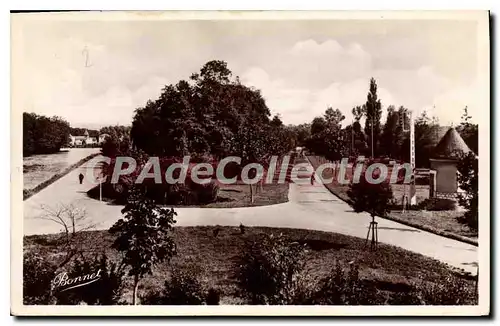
<box><xmin>133</xmin><ymin>274</ymin><xmax>140</xmax><ymax>305</ymax></box>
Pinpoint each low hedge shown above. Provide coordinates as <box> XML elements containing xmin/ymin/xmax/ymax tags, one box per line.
<box><xmin>23</xmin><ymin>153</ymin><xmax>99</xmax><ymax>201</ymax></box>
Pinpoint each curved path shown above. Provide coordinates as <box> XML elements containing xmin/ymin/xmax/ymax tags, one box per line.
<box><xmin>23</xmin><ymin>156</ymin><xmax>478</xmax><ymax>275</ymax></box>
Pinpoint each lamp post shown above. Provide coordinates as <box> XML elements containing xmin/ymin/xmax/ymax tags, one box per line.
<box><xmin>97</xmin><ymin>162</ymin><xmax>105</xmax><ymax>202</ymax></box>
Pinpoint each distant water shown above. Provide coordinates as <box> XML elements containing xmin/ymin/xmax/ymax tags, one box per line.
<box><xmin>23</xmin><ymin>148</ymin><xmax>100</xmax><ymax>190</ymax></box>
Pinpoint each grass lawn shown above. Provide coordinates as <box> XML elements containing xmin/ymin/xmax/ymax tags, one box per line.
<box><xmin>307</xmin><ymin>156</ymin><xmax>477</xmax><ymax>241</ymax></box>
<box><xmin>88</xmin><ymin>155</ymin><xmax>296</xmax><ymax>208</ymax></box>
<box><xmin>390</xmin><ymin>210</ymin><xmax>477</xmax><ymax>239</ymax></box>
<box><xmin>203</xmin><ymin>182</ymin><xmax>289</xmax><ymax>208</ymax></box>
<box><xmin>24</xmin><ymin>226</ymin><xmax>476</xmax><ymax>305</ymax></box>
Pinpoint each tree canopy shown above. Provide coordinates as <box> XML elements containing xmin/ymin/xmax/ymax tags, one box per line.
<box><xmin>130</xmin><ymin>60</ymin><xmax>293</xmax><ymax>161</ymax></box>
<box><xmin>23</xmin><ymin>113</ymin><xmax>70</xmax><ymax>156</ymax></box>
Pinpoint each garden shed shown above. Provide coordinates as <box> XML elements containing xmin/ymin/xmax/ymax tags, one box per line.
<box><xmin>429</xmin><ymin>127</ymin><xmax>472</xmax><ymax>198</ymax></box>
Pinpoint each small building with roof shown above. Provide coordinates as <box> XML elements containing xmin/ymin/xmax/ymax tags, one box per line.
<box><xmin>429</xmin><ymin>127</ymin><xmax>472</xmax><ymax>198</ymax></box>
<box><xmin>69</xmin><ymin>129</ymin><xmax>99</xmax><ymax>146</ymax></box>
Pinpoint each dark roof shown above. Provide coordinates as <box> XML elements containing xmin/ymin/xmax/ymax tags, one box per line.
<box><xmin>429</xmin><ymin>126</ymin><xmax>450</xmax><ymax>147</ymax></box>
<box><xmin>432</xmin><ymin>127</ymin><xmax>471</xmax><ymax>159</ymax></box>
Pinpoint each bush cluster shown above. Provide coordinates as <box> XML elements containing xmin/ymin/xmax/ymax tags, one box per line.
<box><xmin>416</xmin><ymin>198</ymin><xmax>456</xmax><ymax>211</ymax></box>
<box><xmin>236</xmin><ymin>233</ymin><xmax>308</xmax><ymax>305</ymax></box>
<box><xmin>23</xmin><ymin>252</ymin><xmax>57</xmax><ymax>305</ymax></box>
<box><xmin>54</xmin><ymin>254</ymin><xmax>126</xmax><ymax>305</ymax></box>
<box><xmin>141</xmin><ymin>269</ymin><xmax>220</xmax><ymax>305</ymax></box>
<box><xmin>236</xmin><ymin>233</ymin><xmax>477</xmax><ymax>305</ymax></box>
<box><xmin>23</xmin><ymin>253</ymin><xmax>126</xmax><ymax>305</ymax></box>
<box><xmin>88</xmin><ymin>178</ymin><xmax>220</xmax><ymax>206</ymax></box>
<box><xmin>24</xmin><ymin>231</ymin><xmax>477</xmax><ymax>305</ymax></box>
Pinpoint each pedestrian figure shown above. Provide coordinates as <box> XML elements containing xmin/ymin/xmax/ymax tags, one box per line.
<box><xmin>78</xmin><ymin>173</ymin><xmax>84</xmax><ymax>184</ymax></box>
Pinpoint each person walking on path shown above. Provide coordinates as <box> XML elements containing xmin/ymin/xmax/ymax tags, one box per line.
<box><xmin>78</xmin><ymin>173</ymin><xmax>84</xmax><ymax>185</ymax></box>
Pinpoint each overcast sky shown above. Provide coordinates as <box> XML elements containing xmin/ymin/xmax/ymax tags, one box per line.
<box><xmin>15</xmin><ymin>15</ymin><xmax>483</xmax><ymax>128</ymax></box>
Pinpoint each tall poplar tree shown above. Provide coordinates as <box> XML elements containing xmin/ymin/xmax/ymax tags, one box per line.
<box><xmin>363</xmin><ymin>78</ymin><xmax>383</xmax><ymax>158</ymax></box>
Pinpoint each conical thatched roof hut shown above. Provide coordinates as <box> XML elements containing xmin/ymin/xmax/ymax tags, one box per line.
<box><xmin>432</xmin><ymin>127</ymin><xmax>472</xmax><ymax>159</ymax></box>
<box><xmin>429</xmin><ymin>127</ymin><xmax>471</xmax><ymax>198</ymax></box>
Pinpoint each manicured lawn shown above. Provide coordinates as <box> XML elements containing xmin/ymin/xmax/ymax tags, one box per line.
<box><xmin>390</xmin><ymin>210</ymin><xmax>477</xmax><ymax>240</ymax></box>
<box><xmin>307</xmin><ymin>156</ymin><xmax>477</xmax><ymax>241</ymax></box>
<box><xmin>203</xmin><ymin>182</ymin><xmax>290</xmax><ymax>208</ymax></box>
<box><xmin>24</xmin><ymin>226</ymin><xmax>476</xmax><ymax>305</ymax></box>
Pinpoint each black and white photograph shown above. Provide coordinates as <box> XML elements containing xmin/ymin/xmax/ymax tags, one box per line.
<box><xmin>10</xmin><ymin>11</ymin><xmax>490</xmax><ymax>316</ymax></box>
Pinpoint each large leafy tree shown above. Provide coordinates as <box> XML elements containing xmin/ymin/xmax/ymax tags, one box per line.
<box><xmin>363</xmin><ymin>78</ymin><xmax>383</xmax><ymax>158</ymax></box>
<box><xmin>348</xmin><ymin>106</ymin><xmax>368</xmax><ymax>157</ymax></box>
<box><xmin>413</xmin><ymin>110</ymin><xmax>441</xmax><ymax>168</ymax></box>
<box><xmin>288</xmin><ymin>123</ymin><xmax>311</xmax><ymax>148</ymax></box>
<box><xmin>131</xmin><ymin>81</ymin><xmax>204</xmax><ymax>157</ymax></box>
<box><xmin>306</xmin><ymin>108</ymin><xmax>347</xmax><ymax>161</ymax></box>
<box><xmin>129</xmin><ymin>60</ymin><xmax>289</xmax><ymax>203</ymax></box>
<box><xmin>109</xmin><ymin>188</ymin><xmax>177</xmax><ymax>305</ymax></box>
<box><xmin>100</xmin><ymin>125</ymin><xmax>132</xmax><ymax>158</ymax></box>
<box><xmin>380</xmin><ymin>105</ymin><xmax>407</xmax><ymax>159</ymax></box>
<box><xmin>130</xmin><ymin>60</ymin><xmax>279</xmax><ymax>162</ymax></box>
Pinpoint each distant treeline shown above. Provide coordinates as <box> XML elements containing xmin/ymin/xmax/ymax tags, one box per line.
<box><xmin>69</xmin><ymin>127</ymin><xmax>99</xmax><ymax>137</ymax></box>
<box><xmin>23</xmin><ymin>113</ymin><xmax>70</xmax><ymax>157</ymax></box>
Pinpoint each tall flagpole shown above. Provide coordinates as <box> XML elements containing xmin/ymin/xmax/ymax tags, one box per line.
<box><xmin>409</xmin><ymin>111</ymin><xmax>416</xmax><ymax>205</ymax></box>
<box><xmin>351</xmin><ymin>119</ymin><xmax>354</xmax><ymax>157</ymax></box>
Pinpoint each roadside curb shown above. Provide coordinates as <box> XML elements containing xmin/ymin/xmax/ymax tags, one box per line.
<box><xmin>306</xmin><ymin>155</ymin><xmax>478</xmax><ymax>247</ymax></box>
<box><xmin>23</xmin><ymin>153</ymin><xmax>99</xmax><ymax>201</ymax></box>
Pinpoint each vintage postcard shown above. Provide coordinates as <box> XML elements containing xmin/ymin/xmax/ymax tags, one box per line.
<box><xmin>11</xmin><ymin>11</ymin><xmax>490</xmax><ymax>316</ymax></box>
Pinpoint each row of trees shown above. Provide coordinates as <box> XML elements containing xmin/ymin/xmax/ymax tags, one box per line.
<box><xmin>23</xmin><ymin>113</ymin><xmax>70</xmax><ymax>156</ymax></box>
<box><xmin>303</xmin><ymin>78</ymin><xmax>479</xmax><ymax>168</ymax></box>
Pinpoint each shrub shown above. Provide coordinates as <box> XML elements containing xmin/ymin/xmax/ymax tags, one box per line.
<box><xmin>388</xmin><ymin>290</ymin><xmax>423</xmax><ymax>305</ymax></box>
<box><xmin>89</xmin><ymin>179</ymin><xmax>220</xmax><ymax>206</ymax></box>
<box><xmin>416</xmin><ymin>198</ymin><xmax>456</xmax><ymax>211</ymax></box>
<box><xmin>206</xmin><ymin>288</ymin><xmax>221</xmax><ymax>305</ymax></box>
<box><xmin>310</xmin><ymin>262</ymin><xmax>383</xmax><ymax>305</ymax></box>
<box><xmin>419</xmin><ymin>275</ymin><xmax>477</xmax><ymax>305</ymax></box>
<box><xmin>191</xmin><ymin>180</ymin><xmax>220</xmax><ymax>204</ymax></box>
<box><xmin>236</xmin><ymin>233</ymin><xmax>307</xmax><ymax>305</ymax></box>
<box><xmin>23</xmin><ymin>252</ymin><xmax>57</xmax><ymax>305</ymax></box>
<box><xmin>390</xmin><ymin>275</ymin><xmax>477</xmax><ymax>305</ymax></box>
<box><xmin>141</xmin><ymin>268</ymin><xmax>217</xmax><ymax>305</ymax></box>
<box><xmin>347</xmin><ymin>171</ymin><xmax>393</xmax><ymax>220</ymax></box>
<box><xmin>53</xmin><ymin>254</ymin><xmax>126</xmax><ymax>305</ymax></box>
<box><xmin>456</xmin><ymin>151</ymin><xmax>478</xmax><ymax>231</ymax></box>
